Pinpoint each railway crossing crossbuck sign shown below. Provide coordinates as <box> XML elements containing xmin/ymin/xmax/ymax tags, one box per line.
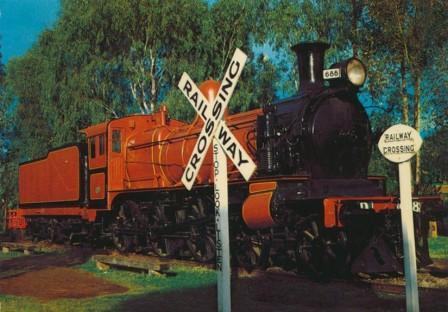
<box><xmin>178</xmin><ymin>48</ymin><xmax>256</xmax><ymax>312</ymax></box>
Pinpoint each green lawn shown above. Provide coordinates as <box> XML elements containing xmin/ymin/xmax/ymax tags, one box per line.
<box><xmin>429</xmin><ymin>236</ymin><xmax>448</xmax><ymax>259</ymax></box>
<box><xmin>0</xmin><ymin>251</ymin><xmax>25</xmax><ymax>261</ymax></box>
<box><xmin>0</xmin><ymin>260</ymin><xmax>217</xmax><ymax>312</ymax></box>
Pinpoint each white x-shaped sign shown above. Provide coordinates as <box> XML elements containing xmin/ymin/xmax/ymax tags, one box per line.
<box><xmin>178</xmin><ymin>49</ymin><xmax>256</xmax><ymax>190</ymax></box>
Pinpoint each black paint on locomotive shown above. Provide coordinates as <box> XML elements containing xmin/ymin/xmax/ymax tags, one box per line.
<box><xmin>257</xmin><ymin>42</ymin><xmax>371</xmax><ymax>180</ymax></box>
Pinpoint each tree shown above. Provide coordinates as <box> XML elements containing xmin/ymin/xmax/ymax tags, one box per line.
<box><xmin>366</xmin><ymin>0</ymin><xmax>448</xmax><ymax>188</ymax></box>
<box><xmin>164</xmin><ymin>0</ymin><xmax>275</xmax><ymax>118</ymax></box>
<box><xmin>257</xmin><ymin>0</ymin><xmax>371</xmax><ymax>97</ymax></box>
<box><xmin>8</xmin><ymin>0</ymin><xmax>216</xmax><ymax>149</ymax></box>
<box><xmin>0</xmin><ymin>38</ymin><xmax>19</xmax><ymax>228</ymax></box>
<box><xmin>421</xmin><ymin>127</ymin><xmax>448</xmax><ymax>185</ymax></box>
<box><xmin>7</xmin><ymin>52</ymin><xmax>52</xmax><ymax>159</ymax></box>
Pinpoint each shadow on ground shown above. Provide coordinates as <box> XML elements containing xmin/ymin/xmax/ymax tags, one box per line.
<box><xmin>115</xmin><ymin>273</ymin><xmax>448</xmax><ymax>312</ymax></box>
<box><xmin>0</xmin><ymin>246</ymin><xmax>95</xmax><ymax>279</ymax></box>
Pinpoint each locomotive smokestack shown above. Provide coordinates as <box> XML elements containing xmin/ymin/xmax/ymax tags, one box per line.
<box><xmin>291</xmin><ymin>42</ymin><xmax>329</xmax><ymax>95</ymax></box>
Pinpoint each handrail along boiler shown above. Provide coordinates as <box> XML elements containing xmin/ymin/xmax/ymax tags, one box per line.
<box><xmin>10</xmin><ymin>42</ymin><xmax>439</xmax><ymax>275</ymax></box>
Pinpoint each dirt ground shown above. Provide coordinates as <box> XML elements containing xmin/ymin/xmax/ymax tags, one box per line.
<box><xmin>0</xmin><ymin>245</ymin><xmax>95</xmax><ymax>279</ymax></box>
<box><xmin>0</xmin><ymin>266</ymin><xmax>127</xmax><ymax>301</ymax></box>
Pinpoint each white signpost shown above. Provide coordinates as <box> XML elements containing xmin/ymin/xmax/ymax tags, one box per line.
<box><xmin>378</xmin><ymin>124</ymin><xmax>423</xmax><ymax>312</ymax></box>
<box><xmin>178</xmin><ymin>48</ymin><xmax>256</xmax><ymax>312</ymax></box>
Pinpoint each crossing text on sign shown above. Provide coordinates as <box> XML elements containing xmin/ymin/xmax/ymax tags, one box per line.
<box><xmin>382</xmin><ymin>145</ymin><xmax>415</xmax><ymax>155</ymax></box>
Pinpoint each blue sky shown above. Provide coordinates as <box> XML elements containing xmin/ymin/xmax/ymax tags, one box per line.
<box><xmin>0</xmin><ymin>0</ymin><xmax>60</xmax><ymax>63</ymax></box>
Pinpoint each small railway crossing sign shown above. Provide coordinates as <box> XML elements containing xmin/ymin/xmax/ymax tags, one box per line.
<box><xmin>178</xmin><ymin>48</ymin><xmax>256</xmax><ymax>312</ymax></box>
<box><xmin>378</xmin><ymin>124</ymin><xmax>423</xmax><ymax>163</ymax></box>
<box><xmin>378</xmin><ymin>124</ymin><xmax>422</xmax><ymax>312</ymax></box>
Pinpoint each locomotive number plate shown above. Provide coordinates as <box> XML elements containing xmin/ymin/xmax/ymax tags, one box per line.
<box><xmin>323</xmin><ymin>68</ymin><xmax>341</xmax><ymax>79</ymax></box>
<box><xmin>358</xmin><ymin>201</ymin><xmax>422</xmax><ymax>213</ymax></box>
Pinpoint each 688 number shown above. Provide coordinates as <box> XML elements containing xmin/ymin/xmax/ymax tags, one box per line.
<box><xmin>323</xmin><ymin>68</ymin><xmax>341</xmax><ymax>79</ymax></box>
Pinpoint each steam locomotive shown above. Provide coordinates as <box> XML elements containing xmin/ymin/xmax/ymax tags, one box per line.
<box><xmin>9</xmin><ymin>42</ymin><xmax>437</xmax><ymax>276</ymax></box>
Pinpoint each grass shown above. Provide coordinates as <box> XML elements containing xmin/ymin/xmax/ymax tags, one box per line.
<box><xmin>77</xmin><ymin>259</ymin><xmax>217</xmax><ymax>292</ymax></box>
<box><xmin>0</xmin><ymin>259</ymin><xmax>217</xmax><ymax>312</ymax></box>
<box><xmin>429</xmin><ymin>236</ymin><xmax>448</xmax><ymax>259</ymax></box>
<box><xmin>0</xmin><ymin>251</ymin><xmax>25</xmax><ymax>261</ymax></box>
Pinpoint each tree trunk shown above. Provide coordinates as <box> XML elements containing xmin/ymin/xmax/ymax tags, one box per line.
<box><xmin>350</xmin><ymin>0</ymin><xmax>362</xmax><ymax>57</ymax></box>
<box><xmin>130</xmin><ymin>82</ymin><xmax>146</xmax><ymax>114</ymax></box>
<box><xmin>2</xmin><ymin>199</ymin><xmax>7</xmax><ymax>232</ymax></box>
<box><xmin>400</xmin><ymin>59</ymin><xmax>409</xmax><ymax>124</ymax></box>
<box><xmin>149</xmin><ymin>48</ymin><xmax>157</xmax><ymax>113</ymax></box>
<box><xmin>413</xmin><ymin>75</ymin><xmax>421</xmax><ymax>191</ymax></box>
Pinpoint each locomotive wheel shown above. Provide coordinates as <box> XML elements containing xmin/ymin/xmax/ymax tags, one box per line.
<box><xmin>186</xmin><ymin>225</ymin><xmax>215</xmax><ymax>263</ymax></box>
<box><xmin>332</xmin><ymin>230</ymin><xmax>351</xmax><ymax>276</ymax></box>
<box><xmin>296</xmin><ymin>218</ymin><xmax>333</xmax><ymax>279</ymax></box>
<box><xmin>414</xmin><ymin>214</ymin><xmax>432</xmax><ymax>267</ymax></box>
<box><xmin>111</xmin><ymin>200</ymin><xmax>142</xmax><ymax>253</ymax></box>
<box><xmin>234</xmin><ymin>237</ymin><xmax>260</xmax><ymax>271</ymax></box>
<box><xmin>147</xmin><ymin>203</ymin><xmax>169</xmax><ymax>257</ymax></box>
<box><xmin>150</xmin><ymin>235</ymin><xmax>168</xmax><ymax>257</ymax></box>
<box><xmin>31</xmin><ymin>219</ymin><xmax>50</xmax><ymax>242</ymax></box>
<box><xmin>48</xmin><ymin>221</ymin><xmax>65</xmax><ymax>244</ymax></box>
<box><xmin>112</xmin><ymin>223</ymin><xmax>133</xmax><ymax>253</ymax></box>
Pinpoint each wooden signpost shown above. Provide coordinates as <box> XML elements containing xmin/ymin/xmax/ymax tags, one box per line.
<box><xmin>178</xmin><ymin>48</ymin><xmax>256</xmax><ymax>312</ymax></box>
<box><xmin>378</xmin><ymin>124</ymin><xmax>423</xmax><ymax>312</ymax></box>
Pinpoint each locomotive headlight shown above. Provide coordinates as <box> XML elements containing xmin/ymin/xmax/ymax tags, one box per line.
<box><xmin>346</xmin><ymin>58</ymin><xmax>366</xmax><ymax>86</ymax></box>
<box><xmin>325</xmin><ymin>58</ymin><xmax>367</xmax><ymax>88</ymax></box>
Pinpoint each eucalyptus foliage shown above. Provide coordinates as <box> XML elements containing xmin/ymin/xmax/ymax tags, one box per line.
<box><xmin>0</xmin><ymin>0</ymin><xmax>446</xmax><ymax>214</ymax></box>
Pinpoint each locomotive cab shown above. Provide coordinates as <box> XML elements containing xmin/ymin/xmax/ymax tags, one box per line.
<box><xmin>81</xmin><ymin>123</ymin><xmax>108</xmax><ymax>208</ymax></box>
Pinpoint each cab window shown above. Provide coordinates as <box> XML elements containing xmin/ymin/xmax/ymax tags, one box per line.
<box><xmin>112</xmin><ymin>130</ymin><xmax>121</xmax><ymax>153</ymax></box>
<box><xmin>99</xmin><ymin>134</ymin><xmax>105</xmax><ymax>155</ymax></box>
<box><xmin>89</xmin><ymin>137</ymin><xmax>96</xmax><ymax>158</ymax></box>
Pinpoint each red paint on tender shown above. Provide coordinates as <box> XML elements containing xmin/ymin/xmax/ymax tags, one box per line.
<box><xmin>19</xmin><ymin>146</ymin><xmax>80</xmax><ymax>204</ymax></box>
<box><xmin>17</xmin><ymin>207</ymin><xmax>100</xmax><ymax>222</ymax></box>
